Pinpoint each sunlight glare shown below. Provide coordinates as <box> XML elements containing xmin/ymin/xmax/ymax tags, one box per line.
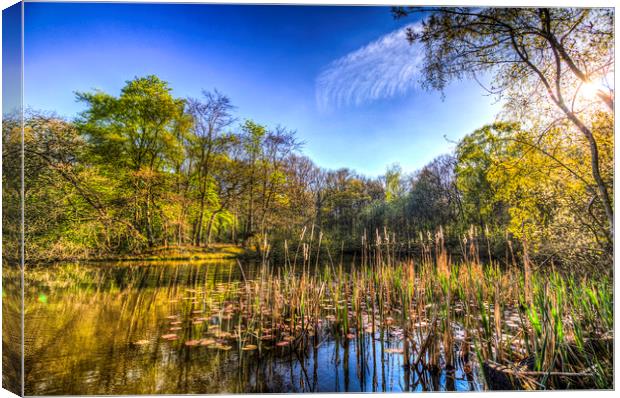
<box><xmin>580</xmin><ymin>79</ymin><xmax>604</xmax><ymax>100</ymax></box>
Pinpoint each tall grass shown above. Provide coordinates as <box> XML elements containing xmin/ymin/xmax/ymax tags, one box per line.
<box><xmin>160</xmin><ymin>227</ymin><xmax>612</xmax><ymax>390</ymax></box>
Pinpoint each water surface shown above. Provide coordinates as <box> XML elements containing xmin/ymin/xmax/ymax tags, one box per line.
<box><xmin>24</xmin><ymin>260</ymin><xmax>481</xmax><ymax>395</ymax></box>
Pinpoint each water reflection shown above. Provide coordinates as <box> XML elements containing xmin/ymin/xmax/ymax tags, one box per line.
<box><xmin>24</xmin><ymin>261</ymin><xmax>481</xmax><ymax>395</ymax></box>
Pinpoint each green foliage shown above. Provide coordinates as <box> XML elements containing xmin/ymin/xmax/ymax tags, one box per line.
<box><xmin>394</xmin><ymin>6</ymin><xmax>614</xmax><ymax>251</ymax></box>
<box><xmin>13</xmin><ymin>68</ymin><xmax>612</xmax><ymax>273</ymax></box>
<box><xmin>383</xmin><ymin>163</ymin><xmax>403</xmax><ymax>203</ymax></box>
<box><xmin>455</xmin><ymin>123</ymin><xmax>515</xmax><ymax>228</ymax></box>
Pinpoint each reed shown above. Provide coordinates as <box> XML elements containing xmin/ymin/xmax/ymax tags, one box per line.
<box><xmin>148</xmin><ymin>227</ymin><xmax>613</xmax><ymax>390</ymax></box>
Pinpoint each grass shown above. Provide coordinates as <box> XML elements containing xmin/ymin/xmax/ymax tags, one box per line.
<box><xmin>21</xmin><ymin>226</ymin><xmax>613</xmax><ymax>392</ymax></box>
<box><xmin>153</xmin><ymin>227</ymin><xmax>612</xmax><ymax>390</ymax></box>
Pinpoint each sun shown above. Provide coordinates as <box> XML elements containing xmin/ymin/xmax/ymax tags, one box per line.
<box><xmin>580</xmin><ymin>79</ymin><xmax>604</xmax><ymax>100</ymax></box>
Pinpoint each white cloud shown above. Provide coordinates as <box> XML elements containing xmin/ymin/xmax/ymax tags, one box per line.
<box><xmin>316</xmin><ymin>23</ymin><xmax>423</xmax><ymax>111</ymax></box>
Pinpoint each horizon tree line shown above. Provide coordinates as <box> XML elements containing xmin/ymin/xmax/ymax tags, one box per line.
<box><xmin>1</xmin><ymin>72</ymin><xmax>612</xmax><ymax>273</ymax></box>
<box><xmin>2</xmin><ymin>7</ymin><xmax>613</xmax><ymax>272</ymax></box>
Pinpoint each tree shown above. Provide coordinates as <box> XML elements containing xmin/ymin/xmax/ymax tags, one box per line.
<box><xmin>239</xmin><ymin>120</ymin><xmax>267</xmax><ymax>240</ymax></box>
<box><xmin>257</xmin><ymin>126</ymin><xmax>301</xmax><ymax>234</ymax></box>
<box><xmin>393</xmin><ymin>7</ymin><xmax>614</xmax><ymax>239</ymax></box>
<box><xmin>455</xmin><ymin>123</ymin><xmax>514</xmax><ymax>231</ymax></box>
<box><xmin>186</xmin><ymin>90</ymin><xmax>235</xmax><ymax>245</ymax></box>
<box><xmin>283</xmin><ymin>154</ymin><xmax>323</xmax><ymax>231</ymax></box>
<box><xmin>320</xmin><ymin>169</ymin><xmax>376</xmax><ymax>243</ymax></box>
<box><xmin>456</xmin><ymin>121</ymin><xmax>611</xmax><ymax>267</ymax></box>
<box><xmin>409</xmin><ymin>155</ymin><xmax>462</xmax><ymax>231</ymax></box>
<box><xmin>202</xmin><ymin>134</ymin><xmax>244</xmax><ymax>245</ymax></box>
<box><xmin>383</xmin><ymin>163</ymin><xmax>404</xmax><ymax>203</ymax></box>
<box><xmin>77</xmin><ymin>75</ymin><xmax>188</xmax><ymax>247</ymax></box>
<box><xmin>9</xmin><ymin>112</ymin><xmax>135</xmax><ymax>258</ymax></box>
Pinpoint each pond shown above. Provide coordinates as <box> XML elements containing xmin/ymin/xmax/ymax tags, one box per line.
<box><xmin>24</xmin><ymin>260</ymin><xmax>482</xmax><ymax>395</ymax></box>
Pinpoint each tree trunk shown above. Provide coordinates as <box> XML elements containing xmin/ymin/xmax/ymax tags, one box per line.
<box><xmin>231</xmin><ymin>212</ymin><xmax>237</xmax><ymax>243</ymax></box>
<box><xmin>145</xmin><ymin>191</ymin><xmax>154</xmax><ymax>247</ymax></box>
<box><xmin>205</xmin><ymin>209</ymin><xmax>221</xmax><ymax>246</ymax></box>
<box><xmin>195</xmin><ymin>181</ymin><xmax>207</xmax><ymax>246</ymax></box>
<box><xmin>522</xmin><ymin>238</ymin><xmax>532</xmax><ymax>306</ymax></box>
<box><xmin>510</xmin><ymin>30</ymin><xmax>614</xmax><ymax>242</ymax></box>
<box><xmin>246</xmin><ymin>182</ymin><xmax>254</xmax><ymax>238</ymax></box>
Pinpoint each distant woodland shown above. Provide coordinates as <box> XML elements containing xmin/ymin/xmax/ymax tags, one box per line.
<box><xmin>2</xmin><ymin>8</ymin><xmax>613</xmax><ymax>272</ymax></box>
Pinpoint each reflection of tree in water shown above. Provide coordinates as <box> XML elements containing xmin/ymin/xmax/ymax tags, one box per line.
<box><xmin>3</xmin><ymin>113</ymin><xmax>24</xmax><ymax>395</ymax></box>
<box><xmin>2</xmin><ymin>269</ymin><xmax>22</xmax><ymax>394</ymax></box>
<box><xmin>28</xmin><ymin>261</ymin><xmax>464</xmax><ymax>394</ymax></box>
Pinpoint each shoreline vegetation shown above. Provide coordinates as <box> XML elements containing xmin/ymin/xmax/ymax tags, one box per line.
<box><xmin>66</xmin><ymin>243</ymin><xmax>255</xmax><ymax>263</ymax></box>
<box><xmin>20</xmin><ymin>228</ymin><xmax>613</xmax><ymax>392</ymax></box>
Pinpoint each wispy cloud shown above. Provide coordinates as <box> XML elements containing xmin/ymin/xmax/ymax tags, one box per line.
<box><xmin>316</xmin><ymin>23</ymin><xmax>423</xmax><ymax>111</ymax></box>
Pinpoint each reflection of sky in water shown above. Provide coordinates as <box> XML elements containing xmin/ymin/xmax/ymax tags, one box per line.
<box><xmin>25</xmin><ymin>261</ymin><xmax>481</xmax><ymax>394</ymax></box>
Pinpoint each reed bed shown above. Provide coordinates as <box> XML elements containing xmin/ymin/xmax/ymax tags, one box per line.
<box><xmin>157</xmin><ymin>228</ymin><xmax>613</xmax><ymax>390</ymax></box>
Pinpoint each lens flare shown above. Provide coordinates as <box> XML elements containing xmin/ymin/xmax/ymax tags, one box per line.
<box><xmin>580</xmin><ymin>79</ymin><xmax>604</xmax><ymax>100</ymax></box>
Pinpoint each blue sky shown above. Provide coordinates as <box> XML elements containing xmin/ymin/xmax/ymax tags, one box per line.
<box><xmin>23</xmin><ymin>2</ymin><xmax>500</xmax><ymax>177</ymax></box>
<box><xmin>2</xmin><ymin>2</ymin><xmax>21</xmax><ymax>115</ymax></box>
